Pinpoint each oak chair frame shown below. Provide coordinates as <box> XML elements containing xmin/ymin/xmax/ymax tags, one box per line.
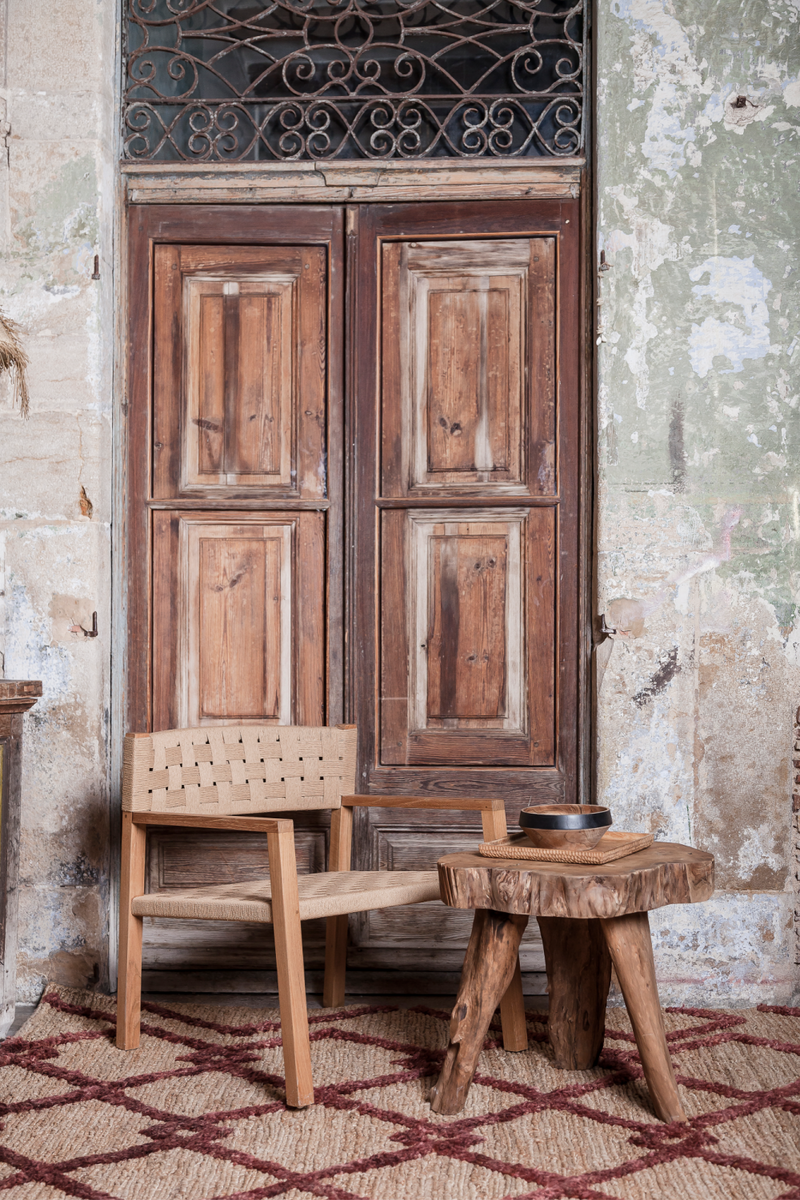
<box><xmin>117</xmin><ymin>723</ymin><xmax>526</xmax><ymax>1108</ymax></box>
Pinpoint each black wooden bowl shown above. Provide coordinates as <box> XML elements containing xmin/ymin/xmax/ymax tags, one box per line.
<box><xmin>519</xmin><ymin>804</ymin><xmax>612</xmax><ymax>850</ymax></box>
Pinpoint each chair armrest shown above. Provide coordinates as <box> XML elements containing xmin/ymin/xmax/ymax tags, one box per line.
<box><xmin>341</xmin><ymin>795</ymin><xmax>503</xmax><ymax>812</ymax></box>
<box><xmin>340</xmin><ymin>795</ymin><xmax>507</xmax><ymax>842</ymax></box>
<box><xmin>130</xmin><ymin>812</ymin><xmax>291</xmax><ymax>834</ymax></box>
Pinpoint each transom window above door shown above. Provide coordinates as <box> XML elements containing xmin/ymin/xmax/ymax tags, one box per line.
<box><xmin>122</xmin><ymin>0</ymin><xmax>586</xmax><ymax>162</ymax></box>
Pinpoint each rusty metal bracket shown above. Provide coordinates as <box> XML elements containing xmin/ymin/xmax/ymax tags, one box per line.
<box><xmin>70</xmin><ymin>611</ymin><xmax>99</xmax><ymax>639</ymax></box>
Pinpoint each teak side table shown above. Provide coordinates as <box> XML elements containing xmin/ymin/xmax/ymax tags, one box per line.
<box><xmin>430</xmin><ymin>842</ymin><xmax>714</xmax><ymax>1122</ymax></box>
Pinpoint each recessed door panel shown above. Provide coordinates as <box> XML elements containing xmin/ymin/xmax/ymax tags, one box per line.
<box><xmin>381</xmin><ymin>507</ymin><xmax>555</xmax><ymax>766</ymax></box>
<box><xmin>152</xmin><ymin>511</ymin><xmax>324</xmax><ymax>730</ymax></box>
<box><xmin>185</xmin><ymin>276</ymin><xmax>294</xmax><ymax>489</ymax></box>
<box><xmin>382</xmin><ymin>238</ymin><xmax>556</xmax><ymax>497</ymax></box>
<box><xmin>153</xmin><ymin>243</ymin><xmax>327</xmax><ymax>501</ymax></box>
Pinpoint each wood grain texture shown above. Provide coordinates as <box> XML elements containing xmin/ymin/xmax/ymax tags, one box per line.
<box><xmin>126</xmin><ymin>203</ymin><xmax>344</xmax><ymax>741</ymax></box>
<box><xmin>379</xmin><ymin>507</ymin><xmax>555</xmax><ymax>765</ymax></box>
<box><xmin>151</xmin><ymin>512</ymin><xmax>324</xmax><ymax>729</ymax></box>
<box><xmin>478</xmin><ymin>804</ymin><xmax>528</xmax><ymax>1052</ymax></box>
<box><xmin>323</xmin><ymin>803</ymin><xmax>354</xmax><ymax>1007</ymax></box>
<box><xmin>361</xmin><ymin>769</ymin><xmax>566</xmax><ymax>805</ymax></box>
<box><xmin>116</xmin><ymin>813</ymin><xmax>147</xmax><ymax>1050</ymax></box>
<box><xmin>121</xmin><ymin>159</ymin><xmax>584</xmax><ymax>207</ymax></box>
<box><xmin>498</xmin><ymin>960</ymin><xmax>528</xmax><ymax>1052</ymax></box>
<box><xmin>355</xmin><ymin>200</ymin><xmax>580</xmax><ymax>807</ymax></box>
<box><xmin>132</xmin><ymin>813</ymin><xmax>284</xmax><ymax>833</ymax></box>
<box><xmin>426</xmin><ymin>528</ymin><xmax>509</xmax><ymax>721</ymax></box>
<box><xmin>537</xmin><ymin>915</ymin><xmax>611</xmax><ymax>1070</ymax></box>
<box><xmin>383</xmin><ymin>240</ymin><xmax>530</xmax><ymax>497</ymax></box>
<box><xmin>343</xmin><ymin>795</ymin><xmax>508</xmax><ymax>812</ymax></box>
<box><xmin>267</xmin><ymin>821</ymin><xmax>315</xmax><ymax>1107</ymax></box>
<box><xmin>430</xmin><ymin>908</ymin><xmax>528</xmax><ymax>1114</ymax></box>
<box><xmin>436</xmin><ymin>844</ymin><xmax>715</xmax><ymax>918</ymax></box>
<box><xmin>153</xmin><ymin>244</ymin><xmax>326</xmax><ymax>501</ymax></box>
<box><xmin>528</xmin><ymin>238</ymin><xmax>557</xmax><ymax>494</ymax></box>
<box><xmin>600</xmin><ymin>911</ymin><xmax>687</xmax><ymax>1123</ymax></box>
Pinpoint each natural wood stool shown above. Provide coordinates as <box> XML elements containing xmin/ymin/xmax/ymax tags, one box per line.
<box><xmin>429</xmin><ymin>842</ymin><xmax>714</xmax><ymax>1122</ymax></box>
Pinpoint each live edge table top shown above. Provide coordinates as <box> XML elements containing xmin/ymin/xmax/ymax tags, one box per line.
<box><xmin>436</xmin><ymin>841</ymin><xmax>715</xmax><ymax>920</ymax></box>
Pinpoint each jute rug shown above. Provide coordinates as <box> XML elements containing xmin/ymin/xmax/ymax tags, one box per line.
<box><xmin>0</xmin><ymin>986</ymin><xmax>798</xmax><ymax>1200</ymax></box>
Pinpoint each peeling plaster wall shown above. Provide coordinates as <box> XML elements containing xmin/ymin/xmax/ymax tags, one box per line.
<box><xmin>0</xmin><ymin>0</ymin><xmax>115</xmax><ymax>1001</ymax></box>
<box><xmin>596</xmin><ymin>0</ymin><xmax>800</xmax><ymax>1004</ymax></box>
<box><xmin>0</xmin><ymin>0</ymin><xmax>797</xmax><ymax>1011</ymax></box>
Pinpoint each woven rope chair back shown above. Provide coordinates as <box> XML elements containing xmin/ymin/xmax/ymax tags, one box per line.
<box><xmin>122</xmin><ymin>725</ymin><xmax>358</xmax><ymax>817</ymax></box>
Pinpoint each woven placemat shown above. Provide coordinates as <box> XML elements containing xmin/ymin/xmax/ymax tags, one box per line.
<box><xmin>478</xmin><ymin>829</ymin><xmax>654</xmax><ymax>864</ymax></box>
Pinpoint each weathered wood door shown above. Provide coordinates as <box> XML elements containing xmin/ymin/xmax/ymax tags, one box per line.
<box><xmin>347</xmin><ymin>201</ymin><xmax>581</xmax><ymax>977</ymax></box>
<box><xmin>127</xmin><ymin>207</ymin><xmax>345</xmax><ymax>981</ymax></box>
<box><xmin>127</xmin><ymin>200</ymin><xmax>582</xmax><ymax>986</ymax></box>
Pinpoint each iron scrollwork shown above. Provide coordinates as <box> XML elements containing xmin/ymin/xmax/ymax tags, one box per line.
<box><xmin>123</xmin><ymin>0</ymin><xmax>585</xmax><ymax>162</ymax></box>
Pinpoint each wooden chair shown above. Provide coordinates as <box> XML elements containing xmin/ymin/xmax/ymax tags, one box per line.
<box><xmin>117</xmin><ymin>723</ymin><xmax>527</xmax><ymax>1107</ymax></box>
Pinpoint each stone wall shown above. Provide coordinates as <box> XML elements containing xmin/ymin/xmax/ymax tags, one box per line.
<box><xmin>596</xmin><ymin>0</ymin><xmax>800</xmax><ymax>1004</ymax></box>
<box><xmin>0</xmin><ymin>0</ymin><xmax>115</xmax><ymax>1001</ymax></box>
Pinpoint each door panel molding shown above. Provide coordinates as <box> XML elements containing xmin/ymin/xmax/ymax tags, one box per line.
<box><xmin>381</xmin><ymin>238</ymin><xmax>558</xmax><ymax>498</ymax></box>
<box><xmin>380</xmin><ymin>507</ymin><xmax>556</xmax><ymax>766</ymax></box>
<box><xmin>151</xmin><ymin>511</ymin><xmax>325</xmax><ymax>730</ymax></box>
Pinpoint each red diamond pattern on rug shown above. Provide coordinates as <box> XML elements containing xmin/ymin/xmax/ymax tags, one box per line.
<box><xmin>0</xmin><ymin>986</ymin><xmax>798</xmax><ymax>1200</ymax></box>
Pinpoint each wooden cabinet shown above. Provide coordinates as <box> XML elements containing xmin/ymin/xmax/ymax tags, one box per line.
<box><xmin>126</xmin><ymin>200</ymin><xmax>583</xmax><ymax>986</ymax></box>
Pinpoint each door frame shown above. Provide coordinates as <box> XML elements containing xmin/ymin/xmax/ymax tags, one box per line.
<box><xmin>112</xmin><ymin>161</ymin><xmax>592</xmax><ymax>987</ymax></box>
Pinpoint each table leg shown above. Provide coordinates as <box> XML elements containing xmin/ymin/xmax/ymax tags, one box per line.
<box><xmin>537</xmin><ymin>915</ymin><xmax>611</xmax><ymax>1070</ymax></box>
<box><xmin>430</xmin><ymin>908</ymin><xmax>528</xmax><ymax>1115</ymax></box>
<box><xmin>499</xmin><ymin>957</ymin><xmax>529</xmax><ymax>1052</ymax></box>
<box><xmin>600</xmin><ymin>911</ymin><xmax>687</xmax><ymax>1123</ymax></box>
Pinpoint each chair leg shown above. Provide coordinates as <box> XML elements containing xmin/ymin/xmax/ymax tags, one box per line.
<box><xmin>323</xmin><ymin>805</ymin><xmax>353</xmax><ymax>1008</ymax></box>
<box><xmin>117</xmin><ymin>814</ymin><xmax>146</xmax><ymax>1050</ymax></box>
<box><xmin>323</xmin><ymin>915</ymin><xmax>349</xmax><ymax>1008</ymax></box>
<box><xmin>268</xmin><ymin>821</ymin><xmax>314</xmax><ymax>1108</ymax></box>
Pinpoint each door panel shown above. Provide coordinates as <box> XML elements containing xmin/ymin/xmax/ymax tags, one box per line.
<box><xmin>381</xmin><ymin>507</ymin><xmax>555</xmax><ymax>765</ymax></box>
<box><xmin>152</xmin><ymin>511</ymin><xmax>324</xmax><ymax>730</ymax></box>
<box><xmin>382</xmin><ymin>238</ymin><xmax>556</xmax><ymax>497</ymax></box>
<box><xmin>153</xmin><ymin>244</ymin><xmax>327</xmax><ymax>501</ymax></box>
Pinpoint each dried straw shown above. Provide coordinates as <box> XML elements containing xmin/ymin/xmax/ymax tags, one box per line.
<box><xmin>0</xmin><ymin>309</ymin><xmax>29</xmax><ymax>417</ymax></box>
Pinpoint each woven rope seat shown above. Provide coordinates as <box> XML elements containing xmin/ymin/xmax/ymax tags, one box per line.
<box><xmin>132</xmin><ymin>870</ymin><xmax>440</xmax><ymax>924</ymax></box>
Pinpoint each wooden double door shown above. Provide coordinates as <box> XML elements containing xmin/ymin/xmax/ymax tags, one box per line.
<box><xmin>126</xmin><ymin>200</ymin><xmax>582</xmax><ymax>985</ymax></box>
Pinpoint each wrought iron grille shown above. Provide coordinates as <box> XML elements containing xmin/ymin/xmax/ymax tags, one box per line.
<box><xmin>122</xmin><ymin>1</ymin><xmax>585</xmax><ymax>162</ymax></box>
